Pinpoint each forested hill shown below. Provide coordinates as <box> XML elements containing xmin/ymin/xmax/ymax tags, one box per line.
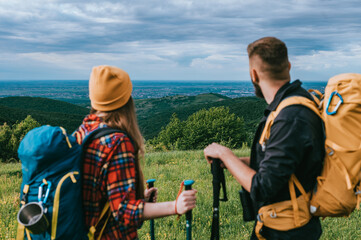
<box><xmin>0</xmin><ymin>97</ymin><xmax>89</xmax><ymax>115</ymax></box>
<box><xmin>0</xmin><ymin>97</ymin><xmax>88</xmax><ymax>134</ymax></box>
<box><xmin>0</xmin><ymin>94</ymin><xmax>266</xmax><ymax>139</ymax></box>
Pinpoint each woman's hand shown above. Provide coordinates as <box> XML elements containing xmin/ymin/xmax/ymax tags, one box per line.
<box><xmin>175</xmin><ymin>189</ymin><xmax>197</xmax><ymax>215</ymax></box>
<box><xmin>144</xmin><ymin>187</ymin><xmax>158</xmax><ymax>202</ymax></box>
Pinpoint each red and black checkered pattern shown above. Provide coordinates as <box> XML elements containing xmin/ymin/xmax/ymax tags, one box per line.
<box><xmin>75</xmin><ymin>114</ymin><xmax>144</xmax><ymax>240</ymax></box>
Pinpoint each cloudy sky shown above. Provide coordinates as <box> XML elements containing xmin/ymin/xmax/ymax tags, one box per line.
<box><xmin>1</xmin><ymin>0</ymin><xmax>360</xmax><ymax>81</ymax></box>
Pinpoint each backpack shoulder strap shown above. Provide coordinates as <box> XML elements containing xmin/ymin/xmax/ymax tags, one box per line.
<box><xmin>82</xmin><ymin>127</ymin><xmax>131</xmax><ymax>147</ymax></box>
<box><xmin>259</xmin><ymin>96</ymin><xmax>322</xmax><ymax>150</ymax></box>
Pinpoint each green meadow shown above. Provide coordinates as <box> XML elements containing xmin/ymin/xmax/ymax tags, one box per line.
<box><xmin>1</xmin><ymin>150</ymin><xmax>360</xmax><ymax>239</ymax></box>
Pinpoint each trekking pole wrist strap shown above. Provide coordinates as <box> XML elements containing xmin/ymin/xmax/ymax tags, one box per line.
<box><xmin>175</xmin><ymin>200</ymin><xmax>181</xmax><ymax>216</ymax></box>
<box><xmin>175</xmin><ymin>181</ymin><xmax>185</xmax><ymax>218</ymax></box>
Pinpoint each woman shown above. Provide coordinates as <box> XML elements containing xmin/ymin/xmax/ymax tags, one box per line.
<box><xmin>74</xmin><ymin>65</ymin><xmax>197</xmax><ymax>240</ymax></box>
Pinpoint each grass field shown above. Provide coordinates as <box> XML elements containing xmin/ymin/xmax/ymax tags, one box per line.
<box><xmin>1</xmin><ymin>149</ymin><xmax>360</xmax><ymax>239</ymax></box>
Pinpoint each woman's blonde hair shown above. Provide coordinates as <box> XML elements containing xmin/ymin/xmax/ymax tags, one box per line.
<box><xmin>91</xmin><ymin>96</ymin><xmax>145</xmax><ymax>199</ymax></box>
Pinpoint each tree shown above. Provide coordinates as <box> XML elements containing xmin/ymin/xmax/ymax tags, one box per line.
<box><xmin>151</xmin><ymin>107</ymin><xmax>247</xmax><ymax>150</ymax></box>
<box><xmin>151</xmin><ymin>113</ymin><xmax>184</xmax><ymax>150</ymax></box>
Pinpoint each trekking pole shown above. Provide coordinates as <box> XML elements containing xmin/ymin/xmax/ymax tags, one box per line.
<box><xmin>184</xmin><ymin>180</ymin><xmax>195</xmax><ymax>240</ymax></box>
<box><xmin>210</xmin><ymin>157</ymin><xmax>228</xmax><ymax>240</ymax></box>
<box><xmin>146</xmin><ymin>179</ymin><xmax>156</xmax><ymax>240</ymax></box>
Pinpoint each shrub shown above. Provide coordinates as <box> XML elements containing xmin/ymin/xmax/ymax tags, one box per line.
<box><xmin>150</xmin><ymin>107</ymin><xmax>247</xmax><ymax>150</ymax></box>
<box><xmin>0</xmin><ymin>115</ymin><xmax>40</xmax><ymax>162</ymax></box>
<box><xmin>0</xmin><ymin>123</ymin><xmax>12</xmax><ymax>162</ymax></box>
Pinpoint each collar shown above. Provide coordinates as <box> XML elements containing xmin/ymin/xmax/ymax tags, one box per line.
<box><xmin>83</xmin><ymin>114</ymin><xmax>102</xmax><ymax>124</ymax></box>
<box><xmin>82</xmin><ymin>114</ymin><xmax>108</xmax><ymax>131</ymax></box>
<box><xmin>264</xmin><ymin>80</ymin><xmax>303</xmax><ymax>117</ymax></box>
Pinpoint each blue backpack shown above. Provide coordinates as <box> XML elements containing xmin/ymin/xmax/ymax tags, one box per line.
<box><xmin>16</xmin><ymin>125</ymin><xmax>123</xmax><ymax>240</ymax></box>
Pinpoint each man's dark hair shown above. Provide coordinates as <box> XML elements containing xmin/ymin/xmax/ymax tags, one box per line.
<box><xmin>247</xmin><ymin>37</ymin><xmax>289</xmax><ymax>77</ymax></box>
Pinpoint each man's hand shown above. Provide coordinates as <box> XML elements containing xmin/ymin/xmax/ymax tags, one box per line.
<box><xmin>204</xmin><ymin>142</ymin><xmax>234</xmax><ymax>164</ymax></box>
<box><xmin>144</xmin><ymin>187</ymin><xmax>158</xmax><ymax>202</ymax></box>
<box><xmin>204</xmin><ymin>143</ymin><xmax>256</xmax><ymax>192</ymax></box>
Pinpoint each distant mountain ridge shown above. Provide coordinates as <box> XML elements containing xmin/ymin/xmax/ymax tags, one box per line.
<box><xmin>0</xmin><ymin>94</ymin><xmax>266</xmax><ymax>139</ymax></box>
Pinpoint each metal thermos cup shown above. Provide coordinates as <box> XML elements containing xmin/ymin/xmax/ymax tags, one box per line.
<box><xmin>17</xmin><ymin>202</ymin><xmax>49</xmax><ymax>234</ymax></box>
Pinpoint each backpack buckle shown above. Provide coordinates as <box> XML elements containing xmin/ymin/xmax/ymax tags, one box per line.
<box><xmin>257</xmin><ymin>213</ymin><xmax>263</xmax><ymax>223</ymax></box>
<box><xmin>326</xmin><ymin>147</ymin><xmax>334</xmax><ymax>156</ymax></box>
<box><xmin>261</xmin><ymin>142</ymin><xmax>266</xmax><ymax>152</ymax></box>
<box><xmin>269</xmin><ymin>211</ymin><xmax>277</xmax><ymax>218</ymax></box>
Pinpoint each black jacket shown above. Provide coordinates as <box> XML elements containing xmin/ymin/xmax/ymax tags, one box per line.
<box><xmin>248</xmin><ymin>80</ymin><xmax>325</xmax><ymax>240</ymax></box>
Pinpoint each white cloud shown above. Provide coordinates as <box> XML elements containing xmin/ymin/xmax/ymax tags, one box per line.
<box><xmin>0</xmin><ymin>0</ymin><xmax>361</xmax><ymax>80</ymax></box>
<box><xmin>292</xmin><ymin>45</ymin><xmax>361</xmax><ymax>71</ymax></box>
<box><xmin>290</xmin><ymin>44</ymin><xmax>361</xmax><ymax>80</ymax></box>
<box><xmin>190</xmin><ymin>54</ymin><xmax>247</xmax><ymax>70</ymax></box>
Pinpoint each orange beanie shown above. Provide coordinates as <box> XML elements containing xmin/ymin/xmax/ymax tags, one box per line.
<box><xmin>89</xmin><ymin>65</ymin><xmax>133</xmax><ymax>111</ymax></box>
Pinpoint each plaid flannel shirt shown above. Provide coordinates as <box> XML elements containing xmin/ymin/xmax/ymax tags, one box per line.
<box><xmin>74</xmin><ymin>114</ymin><xmax>144</xmax><ymax>240</ymax></box>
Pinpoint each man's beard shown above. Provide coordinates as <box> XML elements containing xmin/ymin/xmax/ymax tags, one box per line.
<box><xmin>252</xmin><ymin>81</ymin><xmax>264</xmax><ymax>99</ymax></box>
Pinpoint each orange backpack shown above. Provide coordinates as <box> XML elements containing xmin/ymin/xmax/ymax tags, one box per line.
<box><xmin>255</xmin><ymin>73</ymin><xmax>361</xmax><ymax>239</ymax></box>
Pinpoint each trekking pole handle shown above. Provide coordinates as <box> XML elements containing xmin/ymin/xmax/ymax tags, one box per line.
<box><xmin>209</xmin><ymin>157</ymin><xmax>221</xmax><ymax>179</ymax></box>
<box><xmin>146</xmin><ymin>179</ymin><xmax>156</xmax><ymax>240</ymax></box>
<box><xmin>146</xmin><ymin>179</ymin><xmax>156</xmax><ymax>202</ymax></box>
<box><xmin>184</xmin><ymin>180</ymin><xmax>195</xmax><ymax>216</ymax></box>
<box><xmin>209</xmin><ymin>157</ymin><xmax>228</xmax><ymax>202</ymax></box>
<box><xmin>184</xmin><ymin>180</ymin><xmax>195</xmax><ymax>240</ymax></box>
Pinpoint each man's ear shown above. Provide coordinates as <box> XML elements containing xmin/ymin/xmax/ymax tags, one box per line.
<box><xmin>288</xmin><ymin>61</ymin><xmax>291</xmax><ymax>71</ymax></box>
<box><xmin>251</xmin><ymin>68</ymin><xmax>259</xmax><ymax>83</ymax></box>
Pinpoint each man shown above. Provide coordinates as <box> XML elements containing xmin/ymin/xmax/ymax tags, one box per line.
<box><xmin>204</xmin><ymin>37</ymin><xmax>324</xmax><ymax>239</ymax></box>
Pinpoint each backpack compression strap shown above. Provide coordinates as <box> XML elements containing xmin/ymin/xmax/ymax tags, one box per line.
<box><xmin>255</xmin><ymin>174</ymin><xmax>311</xmax><ymax>240</ymax></box>
<box><xmin>88</xmin><ymin>202</ymin><xmax>111</xmax><ymax>240</ymax></box>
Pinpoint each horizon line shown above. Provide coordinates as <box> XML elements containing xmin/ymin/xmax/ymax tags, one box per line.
<box><xmin>0</xmin><ymin>79</ymin><xmax>327</xmax><ymax>82</ymax></box>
